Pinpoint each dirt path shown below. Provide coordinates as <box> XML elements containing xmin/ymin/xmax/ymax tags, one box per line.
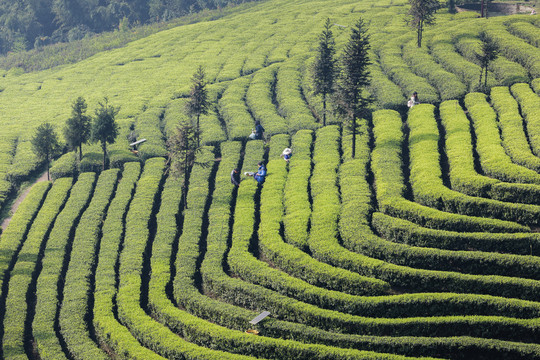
<box><xmin>1</xmin><ymin>171</ymin><xmax>49</xmax><ymax>231</ymax></box>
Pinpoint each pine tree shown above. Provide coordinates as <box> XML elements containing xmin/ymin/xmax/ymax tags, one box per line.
<box><xmin>32</xmin><ymin>122</ymin><xmax>61</xmax><ymax>181</ymax></box>
<box><xmin>64</xmin><ymin>96</ymin><xmax>91</xmax><ymax>161</ymax></box>
<box><xmin>91</xmin><ymin>97</ymin><xmax>119</xmax><ymax>171</ymax></box>
<box><xmin>185</xmin><ymin>65</ymin><xmax>209</xmax><ymax>147</ymax></box>
<box><xmin>311</xmin><ymin>18</ymin><xmax>336</xmax><ymax>126</ymax></box>
<box><xmin>476</xmin><ymin>31</ymin><xmax>498</xmax><ymax>91</ymax></box>
<box><xmin>333</xmin><ymin>17</ymin><xmax>373</xmax><ymax>159</ymax></box>
<box><xmin>167</xmin><ymin>121</ymin><xmax>209</xmax><ymax>209</ymax></box>
<box><xmin>408</xmin><ymin>0</ymin><xmax>439</xmax><ymax>47</ymax></box>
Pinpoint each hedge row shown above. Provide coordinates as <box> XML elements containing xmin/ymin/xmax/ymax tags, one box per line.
<box><xmin>369</xmin><ymin>212</ymin><xmax>540</xmax><ymax>279</ymax></box>
<box><xmin>0</xmin><ymin>181</ymin><xmax>50</xmax><ymax>319</ymax></box>
<box><xmin>59</xmin><ymin>169</ymin><xmax>119</xmax><ymax>360</ymax></box>
<box><xmin>370</xmin><ymin>109</ymin><xmax>540</xmax><ymax>300</ymax></box>
<box><xmin>506</xmin><ymin>21</ymin><xmax>540</xmax><ymax>48</ymax></box>
<box><xmin>245</xmin><ymin>64</ymin><xmax>288</xmax><ymax>136</ymax></box>
<box><xmin>486</xmin><ymin>23</ymin><xmax>540</xmax><ymax>78</ymax></box>
<box><xmin>0</xmin><ymin>136</ymin><xmax>15</xmax><ymax>208</ymax></box>
<box><xmin>7</xmin><ymin>140</ymin><xmax>41</xmax><ymax>184</ymax></box>
<box><xmin>368</xmin><ymin>60</ymin><xmax>407</xmax><ymax>110</ymax></box>
<box><xmin>407</xmin><ymin>104</ymin><xmax>540</xmax><ymax>224</ymax></box>
<box><xmin>283</xmin><ymin>130</ymin><xmax>312</xmax><ymax>250</ymax></box>
<box><xmin>511</xmin><ymin>83</ymin><xmax>540</xmax><ymax>156</ymax></box>
<box><xmin>428</xmin><ymin>30</ymin><xmax>484</xmax><ymax>92</ymax></box>
<box><xmin>372</xmin><ymin>212</ymin><xmax>540</xmax><ymax>256</ymax></box>
<box><xmin>32</xmin><ymin>173</ymin><xmax>95</xmax><ymax>360</ymax></box>
<box><xmin>134</xmin><ymin>107</ymin><xmax>168</xmax><ymax>160</ymax></box>
<box><xmin>257</xmin><ymin>133</ymin><xmax>386</xmax><ymax>295</ymax></box>
<box><xmin>147</xmin><ymin>141</ymin><xmax>534</xmax><ymax>359</ymax></box>
<box><xmin>50</xmin><ymin>152</ymin><xmax>77</xmax><ymax>180</ymax></box>
<box><xmin>372</xmin><ymin>109</ymin><xmax>526</xmax><ymax>233</ymax></box>
<box><xmin>465</xmin><ymin>92</ymin><xmax>540</xmax><ymax>185</ymax></box>
<box><xmin>306</xmin><ymin>126</ymin><xmax>389</xmax><ymax>294</ymax></box>
<box><xmin>219</xmin><ymin>77</ymin><xmax>256</xmax><ymax>141</ymax></box>
<box><xmin>118</xmin><ymin>157</ymin><xmax>248</xmax><ymax>359</ymax></box>
<box><xmin>165</xmin><ymin>84</ymin><xmax>227</xmax><ymax>145</ymax></box>
<box><xmin>439</xmin><ymin>100</ymin><xmax>540</xmax><ymax>204</ymax></box>
<box><xmin>152</xmin><ymin>140</ymin><xmax>462</xmax><ymax>359</ymax></box>
<box><xmin>2</xmin><ymin>178</ymin><xmax>72</xmax><ymax>359</ymax></box>
<box><xmin>453</xmin><ymin>33</ymin><xmax>528</xmax><ymax>86</ymax></box>
<box><xmin>377</xmin><ymin>35</ymin><xmax>439</xmax><ymax>104</ymax></box>
<box><xmin>532</xmin><ymin>78</ymin><xmax>540</xmax><ymax>94</ymax></box>
<box><xmin>491</xmin><ymin>86</ymin><xmax>540</xmax><ymax>172</ymax></box>
<box><xmin>91</xmin><ymin>163</ymin><xmax>160</xmax><ymax>359</ymax></box>
<box><xmin>401</xmin><ymin>39</ymin><xmax>466</xmax><ymax>100</ymax></box>
<box><xmin>275</xmin><ymin>55</ymin><xmax>320</xmax><ymax>132</ymax></box>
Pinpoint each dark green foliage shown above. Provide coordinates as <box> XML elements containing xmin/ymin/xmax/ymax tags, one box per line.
<box><xmin>92</xmin><ymin>97</ymin><xmax>120</xmax><ymax>170</ymax></box>
<box><xmin>64</xmin><ymin>96</ymin><xmax>91</xmax><ymax>161</ymax></box>
<box><xmin>31</xmin><ymin>122</ymin><xmax>61</xmax><ymax>180</ymax></box>
<box><xmin>407</xmin><ymin>0</ymin><xmax>439</xmax><ymax>47</ymax></box>
<box><xmin>333</xmin><ymin>17</ymin><xmax>372</xmax><ymax>159</ymax></box>
<box><xmin>311</xmin><ymin>18</ymin><xmax>336</xmax><ymax>126</ymax></box>
<box><xmin>0</xmin><ymin>0</ymin><xmax>256</xmax><ymax>55</ymax></box>
<box><xmin>185</xmin><ymin>65</ymin><xmax>209</xmax><ymax>146</ymax></box>
<box><xmin>476</xmin><ymin>31</ymin><xmax>498</xmax><ymax>91</ymax></box>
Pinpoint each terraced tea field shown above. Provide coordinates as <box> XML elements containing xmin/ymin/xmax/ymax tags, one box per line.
<box><xmin>0</xmin><ymin>0</ymin><xmax>539</xmax><ymax>358</ymax></box>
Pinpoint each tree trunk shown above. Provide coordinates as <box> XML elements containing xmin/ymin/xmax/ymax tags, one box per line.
<box><xmin>484</xmin><ymin>66</ymin><xmax>489</xmax><ymax>89</ymax></box>
<box><xmin>79</xmin><ymin>144</ymin><xmax>83</xmax><ymax>161</ymax></box>
<box><xmin>352</xmin><ymin>117</ymin><xmax>356</xmax><ymax>159</ymax></box>
<box><xmin>478</xmin><ymin>66</ymin><xmax>483</xmax><ymax>90</ymax></box>
<box><xmin>196</xmin><ymin>114</ymin><xmax>200</xmax><ymax>147</ymax></box>
<box><xmin>184</xmin><ymin>150</ymin><xmax>189</xmax><ymax>209</ymax></box>
<box><xmin>417</xmin><ymin>21</ymin><xmax>422</xmax><ymax>47</ymax></box>
<box><xmin>322</xmin><ymin>94</ymin><xmax>327</xmax><ymax>126</ymax></box>
<box><xmin>481</xmin><ymin>0</ymin><xmax>485</xmax><ymax>17</ymax></box>
<box><xmin>102</xmin><ymin>142</ymin><xmax>107</xmax><ymax>171</ymax></box>
<box><xmin>47</xmin><ymin>158</ymin><xmax>50</xmax><ymax>181</ymax></box>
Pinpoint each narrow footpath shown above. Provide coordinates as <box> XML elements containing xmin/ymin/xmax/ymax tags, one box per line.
<box><xmin>1</xmin><ymin>171</ymin><xmax>49</xmax><ymax>231</ymax></box>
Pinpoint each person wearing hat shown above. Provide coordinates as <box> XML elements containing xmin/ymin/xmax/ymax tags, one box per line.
<box><xmin>280</xmin><ymin>148</ymin><xmax>292</xmax><ymax>162</ymax></box>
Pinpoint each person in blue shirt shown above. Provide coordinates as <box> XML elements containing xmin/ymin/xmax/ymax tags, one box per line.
<box><xmin>253</xmin><ymin>162</ymin><xmax>266</xmax><ymax>184</ymax></box>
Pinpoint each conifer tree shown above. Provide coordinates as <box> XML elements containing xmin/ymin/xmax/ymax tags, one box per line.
<box><xmin>408</xmin><ymin>0</ymin><xmax>439</xmax><ymax>47</ymax></box>
<box><xmin>185</xmin><ymin>65</ymin><xmax>209</xmax><ymax>147</ymax></box>
<box><xmin>311</xmin><ymin>18</ymin><xmax>336</xmax><ymax>126</ymax></box>
<box><xmin>476</xmin><ymin>31</ymin><xmax>498</xmax><ymax>91</ymax></box>
<box><xmin>167</xmin><ymin>121</ymin><xmax>208</xmax><ymax>209</ymax></box>
<box><xmin>64</xmin><ymin>96</ymin><xmax>91</xmax><ymax>161</ymax></box>
<box><xmin>333</xmin><ymin>17</ymin><xmax>373</xmax><ymax>159</ymax></box>
<box><xmin>92</xmin><ymin>97</ymin><xmax>119</xmax><ymax>171</ymax></box>
<box><xmin>32</xmin><ymin>122</ymin><xmax>61</xmax><ymax>181</ymax></box>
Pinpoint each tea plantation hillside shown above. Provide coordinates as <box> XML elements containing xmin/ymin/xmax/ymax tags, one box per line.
<box><xmin>0</xmin><ymin>0</ymin><xmax>540</xmax><ymax>358</ymax></box>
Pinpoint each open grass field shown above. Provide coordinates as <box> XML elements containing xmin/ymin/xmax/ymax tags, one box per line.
<box><xmin>0</xmin><ymin>0</ymin><xmax>539</xmax><ymax>358</ymax></box>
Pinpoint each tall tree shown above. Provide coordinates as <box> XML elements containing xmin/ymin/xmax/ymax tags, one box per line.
<box><xmin>333</xmin><ymin>17</ymin><xmax>373</xmax><ymax>159</ymax></box>
<box><xmin>91</xmin><ymin>97</ymin><xmax>119</xmax><ymax>171</ymax></box>
<box><xmin>407</xmin><ymin>0</ymin><xmax>439</xmax><ymax>47</ymax></box>
<box><xmin>447</xmin><ymin>0</ymin><xmax>456</xmax><ymax>14</ymax></box>
<box><xmin>64</xmin><ymin>96</ymin><xmax>91</xmax><ymax>161</ymax></box>
<box><xmin>32</xmin><ymin>122</ymin><xmax>61</xmax><ymax>181</ymax></box>
<box><xmin>476</xmin><ymin>30</ymin><xmax>498</xmax><ymax>91</ymax></box>
<box><xmin>167</xmin><ymin>120</ymin><xmax>208</xmax><ymax>209</ymax></box>
<box><xmin>311</xmin><ymin>18</ymin><xmax>336</xmax><ymax>126</ymax></box>
<box><xmin>185</xmin><ymin>65</ymin><xmax>209</xmax><ymax>147</ymax></box>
